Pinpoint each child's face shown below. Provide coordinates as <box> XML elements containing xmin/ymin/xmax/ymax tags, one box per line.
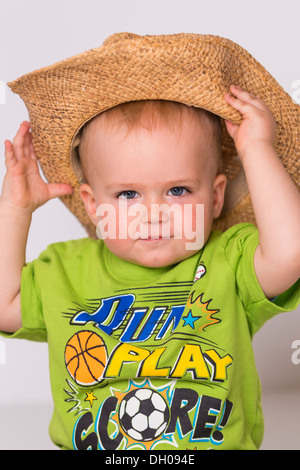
<box><xmin>79</xmin><ymin>115</ymin><xmax>226</xmax><ymax>268</ymax></box>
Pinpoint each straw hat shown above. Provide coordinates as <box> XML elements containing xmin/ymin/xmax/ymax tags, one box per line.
<box><xmin>8</xmin><ymin>33</ymin><xmax>300</xmax><ymax>236</ymax></box>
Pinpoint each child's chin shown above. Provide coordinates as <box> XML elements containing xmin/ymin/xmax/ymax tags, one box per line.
<box><xmin>135</xmin><ymin>252</ymin><xmax>188</xmax><ymax>269</ymax></box>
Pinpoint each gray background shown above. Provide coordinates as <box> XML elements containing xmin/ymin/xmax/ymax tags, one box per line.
<box><xmin>0</xmin><ymin>0</ymin><xmax>299</xmax><ymax>450</ymax></box>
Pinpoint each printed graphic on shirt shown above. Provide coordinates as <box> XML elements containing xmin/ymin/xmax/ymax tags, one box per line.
<box><xmin>64</xmin><ymin>330</ymin><xmax>232</xmax><ymax>387</ymax></box>
<box><xmin>63</xmin><ymin>269</ymin><xmax>220</xmax><ymax>343</ymax></box>
<box><xmin>61</xmin><ymin>264</ymin><xmax>234</xmax><ymax>449</ymax></box>
<box><xmin>65</xmin><ymin>378</ymin><xmax>233</xmax><ymax>450</ymax></box>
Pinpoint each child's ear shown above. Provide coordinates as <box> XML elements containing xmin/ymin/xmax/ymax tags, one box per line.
<box><xmin>79</xmin><ymin>184</ymin><xmax>98</xmax><ymax>226</ymax></box>
<box><xmin>212</xmin><ymin>173</ymin><xmax>227</xmax><ymax>219</ymax></box>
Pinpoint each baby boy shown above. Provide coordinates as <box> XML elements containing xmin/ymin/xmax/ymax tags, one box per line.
<box><xmin>0</xmin><ymin>77</ymin><xmax>300</xmax><ymax>449</ymax></box>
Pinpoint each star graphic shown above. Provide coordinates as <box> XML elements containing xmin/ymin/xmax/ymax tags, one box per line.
<box><xmin>182</xmin><ymin>310</ymin><xmax>201</xmax><ymax>329</ymax></box>
<box><xmin>84</xmin><ymin>391</ymin><xmax>97</xmax><ymax>407</ymax></box>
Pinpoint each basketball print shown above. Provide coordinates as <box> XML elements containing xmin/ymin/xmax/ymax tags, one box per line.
<box><xmin>65</xmin><ymin>331</ymin><xmax>107</xmax><ymax>386</ymax></box>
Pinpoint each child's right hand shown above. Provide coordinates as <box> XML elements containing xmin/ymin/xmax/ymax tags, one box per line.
<box><xmin>1</xmin><ymin>121</ymin><xmax>73</xmax><ymax>213</ymax></box>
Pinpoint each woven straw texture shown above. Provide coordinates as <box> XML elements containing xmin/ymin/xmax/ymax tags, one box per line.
<box><xmin>8</xmin><ymin>33</ymin><xmax>300</xmax><ymax>236</ymax></box>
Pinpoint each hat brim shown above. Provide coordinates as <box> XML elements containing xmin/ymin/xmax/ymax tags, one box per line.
<box><xmin>8</xmin><ymin>33</ymin><xmax>300</xmax><ymax>236</ymax></box>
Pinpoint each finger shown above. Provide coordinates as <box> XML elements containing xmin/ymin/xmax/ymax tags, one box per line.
<box><xmin>12</xmin><ymin>121</ymin><xmax>30</xmax><ymax>160</ymax></box>
<box><xmin>230</xmin><ymin>85</ymin><xmax>256</xmax><ymax>100</ymax></box>
<box><xmin>225</xmin><ymin>92</ymin><xmax>254</xmax><ymax>116</ymax></box>
<box><xmin>224</xmin><ymin>119</ymin><xmax>238</xmax><ymax>140</ymax></box>
<box><xmin>229</xmin><ymin>85</ymin><xmax>266</xmax><ymax>111</ymax></box>
<box><xmin>29</xmin><ymin>139</ymin><xmax>38</xmax><ymax>160</ymax></box>
<box><xmin>4</xmin><ymin>140</ymin><xmax>16</xmax><ymax>169</ymax></box>
<box><xmin>21</xmin><ymin>123</ymin><xmax>37</xmax><ymax>160</ymax></box>
<box><xmin>23</xmin><ymin>130</ymin><xmax>31</xmax><ymax>159</ymax></box>
<box><xmin>4</xmin><ymin>140</ymin><xmax>17</xmax><ymax>170</ymax></box>
<box><xmin>23</xmin><ymin>130</ymin><xmax>35</xmax><ymax>160</ymax></box>
<box><xmin>47</xmin><ymin>183</ymin><xmax>73</xmax><ymax>201</ymax></box>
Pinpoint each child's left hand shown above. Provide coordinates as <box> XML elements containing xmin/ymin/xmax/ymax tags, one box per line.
<box><xmin>224</xmin><ymin>85</ymin><xmax>276</xmax><ymax>159</ymax></box>
<box><xmin>224</xmin><ymin>85</ymin><xmax>300</xmax><ymax>299</ymax></box>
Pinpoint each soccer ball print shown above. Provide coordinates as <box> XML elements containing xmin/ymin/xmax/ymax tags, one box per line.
<box><xmin>118</xmin><ymin>387</ymin><xmax>170</xmax><ymax>442</ymax></box>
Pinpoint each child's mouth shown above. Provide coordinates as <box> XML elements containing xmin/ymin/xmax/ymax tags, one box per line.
<box><xmin>139</xmin><ymin>236</ymin><xmax>172</xmax><ymax>241</ymax></box>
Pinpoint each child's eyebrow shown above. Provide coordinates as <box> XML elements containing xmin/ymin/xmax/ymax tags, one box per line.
<box><xmin>105</xmin><ymin>178</ymin><xmax>201</xmax><ymax>190</ymax></box>
<box><xmin>168</xmin><ymin>178</ymin><xmax>201</xmax><ymax>186</ymax></box>
<box><xmin>105</xmin><ymin>182</ymin><xmax>141</xmax><ymax>190</ymax></box>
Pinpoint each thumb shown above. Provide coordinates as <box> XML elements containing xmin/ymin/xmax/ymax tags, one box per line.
<box><xmin>47</xmin><ymin>183</ymin><xmax>73</xmax><ymax>200</ymax></box>
<box><xmin>224</xmin><ymin>119</ymin><xmax>238</xmax><ymax>140</ymax></box>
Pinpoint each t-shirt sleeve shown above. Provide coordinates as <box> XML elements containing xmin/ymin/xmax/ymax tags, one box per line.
<box><xmin>223</xmin><ymin>223</ymin><xmax>300</xmax><ymax>336</ymax></box>
<box><xmin>0</xmin><ymin>238</ymin><xmax>102</xmax><ymax>342</ymax></box>
<box><xmin>0</xmin><ymin>249</ymin><xmax>50</xmax><ymax>342</ymax></box>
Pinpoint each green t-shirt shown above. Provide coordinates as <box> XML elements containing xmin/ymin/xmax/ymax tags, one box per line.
<box><xmin>4</xmin><ymin>223</ymin><xmax>300</xmax><ymax>450</ymax></box>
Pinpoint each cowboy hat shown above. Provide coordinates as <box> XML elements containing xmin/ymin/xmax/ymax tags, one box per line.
<box><xmin>8</xmin><ymin>32</ymin><xmax>300</xmax><ymax>235</ymax></box>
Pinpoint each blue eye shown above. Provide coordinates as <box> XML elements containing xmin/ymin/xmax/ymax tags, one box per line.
<box><xmin>168</xmin><ymin>187</ymin><xmax>188</xmax><ymax>196</ymax></box>
<box><xmin>118</xmin><ymin>190</ymin><xmax>138</xmax><ymax>199</ymax></box>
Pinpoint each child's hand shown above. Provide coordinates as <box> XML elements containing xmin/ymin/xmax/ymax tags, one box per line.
<box><xmin>1</xmin><ymin>121</ymin><xmax>73</xmax><ymax>213</ymax></box>
<box><xmin>224</xmin><ymin>85</ymin><xmax>276</xmax><ymax>160</ymax></box>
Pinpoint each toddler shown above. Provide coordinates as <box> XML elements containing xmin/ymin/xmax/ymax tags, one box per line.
<box><xmin>0</xmin><ymin>34</ymin><xmax>299</xmax><ymax>450</ymax></box>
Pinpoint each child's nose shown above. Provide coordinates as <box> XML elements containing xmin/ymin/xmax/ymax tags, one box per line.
<box><xmin>140</xmin><ymin>200</ymin><xmax>169</xmax><ymax>225</ymax></box>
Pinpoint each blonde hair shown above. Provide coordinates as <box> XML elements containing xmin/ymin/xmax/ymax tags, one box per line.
<box><xmin>78</xmin><ymin>100</ymin><xmax>223</xmax><ymax>181</ymax></box>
